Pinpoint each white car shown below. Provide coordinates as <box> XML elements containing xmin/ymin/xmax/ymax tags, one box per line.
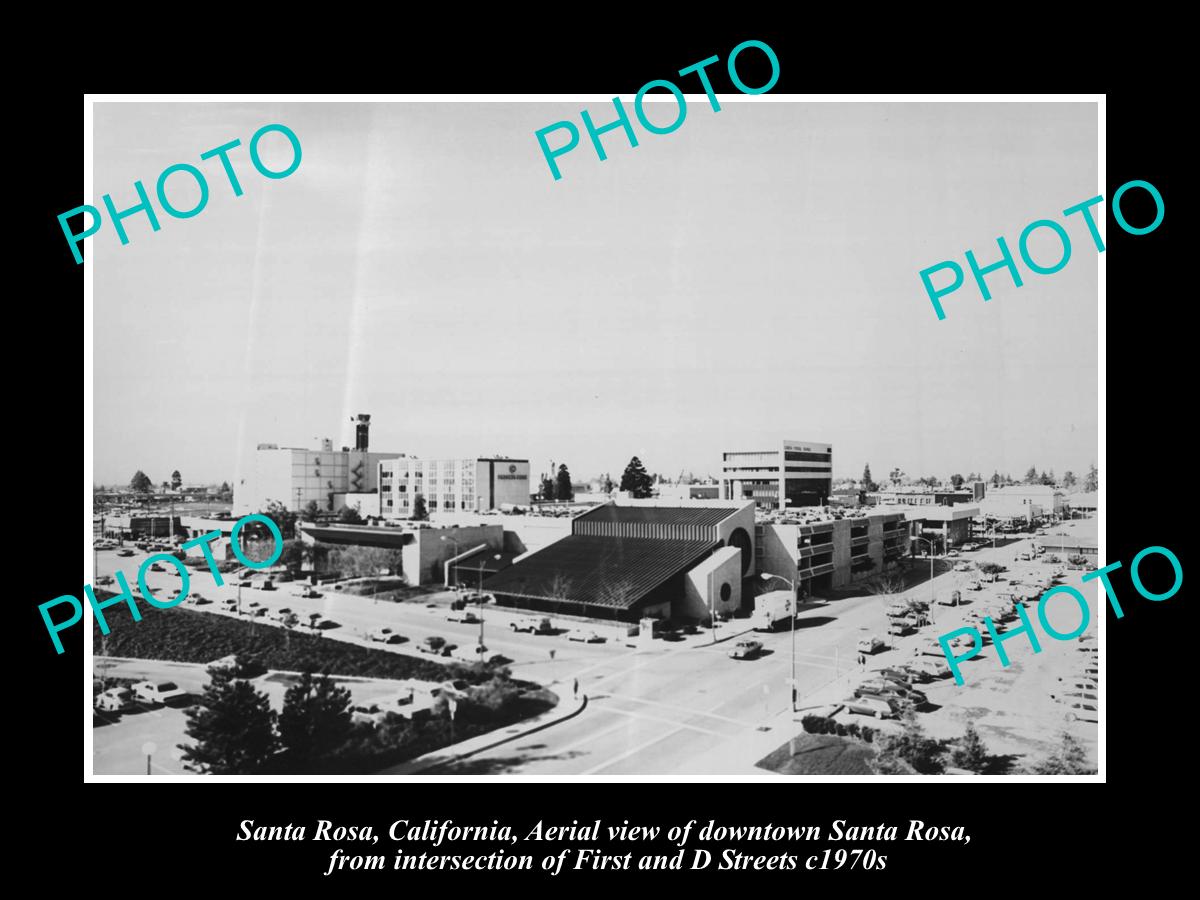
<box><xmin>728</xmin><ymin>639</ymin><xmax>764</xmax><ymax>660</ymax></box>
<box><xmin>131</xmin><ymin>680</ymin><xmax>188</xmax><ymax>706</ymax></box>
<box><xmin>856</xmin><ymin>636</ymin><xmax>887</xmax><ymax>655</ymax></box>
<box><xmin>566</xmin><ymin>629</ymin><xmax>605</xmax><ymax>643</ymax></box>
<box><xmin>907</xmin><ymin>657</ymin><xmax>952</xmax><ymax>679</ymax></box>
<box><xmin>368</xmin><ymin>627</ymin><xmax>402</xmax><ymax>644</ymax></box>
<box><xmin>843</xmin><ymin>695</ymin><xmax>898</xmax><ymax>719</ymax></box>
<box><xmin>350</xmin><ymin>703</ymin><xmax>395</xmax><ymax>728</ymax></box>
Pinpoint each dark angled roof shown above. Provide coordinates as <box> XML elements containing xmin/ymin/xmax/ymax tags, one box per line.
<box><xmin>578</xmin><ymin>505</ymin><xmax>738</xmax><ymax>528</ymax></box>
<box><xmin>483</xmin><ymin>535</ymin><xmax>714</xmax><ymax>611</ymax></box>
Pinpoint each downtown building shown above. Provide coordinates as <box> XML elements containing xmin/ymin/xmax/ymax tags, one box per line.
<box><xmin>719</xmin><ymin>439</ymin><xmax>833</xmax><ymax>510</ymax></box>
<box><xmin>378</xmin><ymin>456</ymin><xmax>531</xmax><ymax>517</ymax></box>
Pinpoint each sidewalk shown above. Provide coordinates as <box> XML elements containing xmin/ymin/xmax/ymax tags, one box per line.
<box><xmin>379</xmin><ymin>683</ymin><xmax>588</xmax><ymax>774</ymax></box>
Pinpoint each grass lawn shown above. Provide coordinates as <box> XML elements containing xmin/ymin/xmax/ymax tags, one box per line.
<box><xmin>91</xmin><ymin>597</ymin><xmax>479</xmax><ymax>683</ymax></box>
<box><xmin>756</xmin><ymin>733</ymin><xmax>877</xmax><ymax>775</ymax></box>
<box><xmin>335</xmin><ymin>579</ymin><xmax>437</xmax><ymax>603</ymax></box>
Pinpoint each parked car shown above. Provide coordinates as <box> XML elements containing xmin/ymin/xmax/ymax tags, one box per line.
<box><xmin>510</xmin><ymin>616</ymin><xmax>554</xmax><ymax>634</ymax></box>
<box><xmin>149</xmin><ymin>562</ymin><xmax>165</xmax><ymax>572</ymax></box>
<box><xmin>238</xmin><ymin>578</ymin><xmax>254</xmax><ymax>587</ymax></box>
<box><xmin>872</xmin><ymin>667</ymin><xmax>921</xmax><ymax>687</ymax></box>
<box><xmin>885</xmin><ymin>602</ymin><xmax>913</xmax><ymax>618</ymax></box>
<box><xmin>94</xmin><ymin>687</ymin><xmax>134</xmax><ymax>712</ymax></box>
<box><xmin>915</xmin><ymin>637</ymin><xmax>949</xmax><ymax>657</ymax></box>
<box><xmin>261</xmin><ymin>579</ymin><xmax>276</xmax><ymax>591</ymax></box>
<box><xmin>856</xmin><ymin>636</ymin><xmax>887</xmax><ymax>655</ymax></box>
<box><xmin>728</xmin><ymin>639</ymin><xmax>764</xmax><ymax>660</ymax></box>
<box><xmin>843</xmin><ymin>695</ymin><xmax>900</xmax><ymax>719</ymax></box>
<box><xmin>222</xmin><ymin>597</ymin><xmax>238</xmax><ymax>609</ymax></box>
<box><xmin>947</xmin><ymin>549</ymin><xmax>959</xmax><ymax>557</ymax></box>
<box><xmin>432</xmin><ymin>679</ymin><xmax>472</xmax><ymax>697</ymax></box>
<box><xmin>418</xmin><ymin>636</ymin><xmax>447</xmax><ymax>654</ymax></box>
<box><xmin>567</xmin><ymin>629</ymin><xmax>606</xmax><ymax>643</ymax></box>
<box><xmin>856</xmin><ymin>681</ymin><xmax>927</xmax><ymax>707</ymax></box>
<box><xmin>192</xmin><ymin>595</ymin><xmax>212</xmax><ymax>606</ymax></box>
<box><xmin>936</xmin><ymin>590</ymin><xmax>962</xmax><ymax>607</ymax></box>
<box><xmin>368</xmin><ymin>627</ymin><xmax>402</xmax><ymax>644</ymax></box>
<box><xmin>117</xmin><ymin>548</ymin><xmax>135</xmax><ymax>557</ymax></box>
<box><xmin>891</xmin><ymin>664</ymin><xmax>935</xmax><ymax>685</ymax></box>
<box><xmin>446</xmin><ymin>610</ymin><xmax>481</xmax><ymax>624</ymax></box>
<box><xmin>96</xmin><ymin>574</ymin><xmax>115</xmax><ymax>586</ymax></box>
<box><xmin>887</xmin><ymin>620</ymin><xmax>916</xmax><ymax>637</ymax></box>
<box><xmin>131</xmin><ymin>680</ymin><xmax>188</xmax><ymax>706</ymax></box>
<box><xmin>298</xmin><ymin>587</ymin><xmax>322</xmax><ymax>599</ymax></box>
<box><xmin>350</xmin><ymin>703</ymin><xmax>395</xmax><ymax>728</ymax></box>
<box><xmin>966</xmin><ymin>580</ymin><xmax>984</xmax><ymax>591</ymax></box>
<box><xmin>252</xmin><ymin>607</ymin><xmax>268</xmax><ymax>617</ymax></box>
<box><xmin>907</xmin><ymin>656</ymin><xmax>952</xmax><ymax>679</ymax></box>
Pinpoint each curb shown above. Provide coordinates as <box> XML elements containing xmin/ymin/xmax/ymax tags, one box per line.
<box><xmin>380</xmin><ymin>689</ymin><xmax>590</xmax><ymax>774</ymax></box>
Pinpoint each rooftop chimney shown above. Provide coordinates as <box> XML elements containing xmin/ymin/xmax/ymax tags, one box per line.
<box><xmin>353</xmin><ymin>413</ymin><xmax>371</xmax><ymax>452</ymax></box>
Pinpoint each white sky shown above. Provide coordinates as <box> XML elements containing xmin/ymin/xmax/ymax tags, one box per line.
<box><xmin>92</xmin><ymin>100</ymin><xmax>1098</xmax><ymax>487</ymax></box>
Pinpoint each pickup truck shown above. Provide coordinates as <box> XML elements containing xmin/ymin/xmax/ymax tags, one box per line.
<box><xmin>510</xmin><ymin>616</ymin><xmax>553</xmax><ymax>634</ymax></box>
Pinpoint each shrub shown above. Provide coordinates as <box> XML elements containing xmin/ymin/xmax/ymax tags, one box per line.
<box><xmin>801</xmin><ymin>715</ymin><xmax>823</xmax><ymax>734</ymax></box>
<box><xmin>835</xmin><ymin>722</ymin><xmax>848</xmax><ymax>736</ymax></box>
<box><xmin>861</xmin><ymin>726</ymin><xmax>875</xmax><ymax>743</ymax></box>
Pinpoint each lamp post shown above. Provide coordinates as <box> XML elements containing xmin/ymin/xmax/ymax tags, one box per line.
<box><xmin>475</xmin><ymin>553</ymin><xmax>503</xmax><ymax>664</ymax></box>
<box><xmin>142</xmin><ymin>741</ymin><xmax>157</xmax><ymax>776</ymax></box>
<box><xmin>760</xmin><ymin>571</ymin><xmax>797</xmax><ymax>713</ymax></box>
<box><xmin>912</xmin><ymin>536</ymin><xmax>937</xmax><ymax>623</ymax></box>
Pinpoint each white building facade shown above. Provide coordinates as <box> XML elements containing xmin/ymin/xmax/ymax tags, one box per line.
<box><xmin>379</xmin><ymin>457</ymin><xmax>530</xmax><ymax>517</ymax></box>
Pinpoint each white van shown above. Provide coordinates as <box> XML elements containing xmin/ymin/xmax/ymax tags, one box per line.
<box><xmin>95</xmin><ymin>687</ymin><xmax>134</xmax><ymax>712</ymax></box>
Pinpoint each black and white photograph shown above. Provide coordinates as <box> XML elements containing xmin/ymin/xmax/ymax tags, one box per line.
<box><xmin>85</xmin><ymin>96</ymin><xmax>1101</xmax><ymax>779</ymax></box>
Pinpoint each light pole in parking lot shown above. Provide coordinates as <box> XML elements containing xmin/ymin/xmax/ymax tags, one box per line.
<box><xmin>912</xmin><ymin>537</ymin><xmax>937</xmax><ymax>623</ymax></box>
<box><xmin>142</xmin><ymin>741</ymin><xmax>156</xmax><ymax>776</ymax></box>
<box><xmin>760</xmin><ymin>572</ymin><xmax>798</xmax><ymax>713</ymax></box>
<box><xmin>476</xmin><ymin>553</ymin><xmax>502</xmax><ymax>662</ymax></box>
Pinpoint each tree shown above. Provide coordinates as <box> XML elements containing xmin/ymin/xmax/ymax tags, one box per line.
<box><xmin>1062</xmin><ymin>471</ymin><xmax>1077</xmax><ymax>489</ymax></box>
<box><xmin>337</xmin><ymin>503</ymin><xmax>364</xmax><ymax>525</ymax></box>
<box><xmin>300</xmin><ymin>500</ymin><xmax>321</xmax><ymax>522</ymax></box>
<box><xmin>130</xmin><ymin>470</ymin><xmax>153</xmax><ymax>493</ymax></box>
<box><xmin>889</xmin><ymin>467</ymin><xmax>905</xmax><ymax>486</ymax></box>
<box><xmin>539</xmin><ymin>476</ymin><xmax>556</xmax><ymax>501</ymax></box>
<box><xmin>218</xmin><ymin>481</ymin><xmax>233</xmax><ymax>502</ymax></box>
<box><xmin>1083</xmin><ymin>464</ymin><xmax>1098</xmax><ymax>493</ymax></box>
<box><xmin>978</xmin><ymin>562</ymin><xmax>1006</xmax><ymax>582</ymax></box>
<box><xmin>620</xmin><ymin>456</ymin><xmax>654</xmax><ymax>498</ymax></box>
<box><xmin>991</xmin><ymin>471</ymin><xmax>1000</xmax><ymax>487</ymax></box>
<box><xmin>1024</xmin><ymin>466</ymin><xmax>1039</xmax><ymax>484</ymax></box>
<box><xmin>170</xmin><ymin>469</ymin><xmax>182</xmax><ymax>490</ymax></box>
<box><xmin>411</xmin><ymin>493</ymin><xmax>428</xmax><ymax>521</ymax></box>
<box><xmin>871</xmin><ymin>710</ymin><xmax>945</xmax><ymax>775</ymax></box>
<box><xmin>1031</xmin><ymin>730</ymin><xmax>1094</xmax><ymax>774</ymax></box>
<box><xmin>179</xmin><ymin>668</ymin><xmax>278</xmax><ymax>774</ymax></box>
<box><xmin>259</xmin><ymin>500</ymin><xmax>298</xmax><ymax>539</ymax></box>
<box><xmin>1040</xmin><ymin>469</ymin><xmax>1054</xmax><ymax>485</ymax></box>
<box><xmin>278</xmin><ymin>670</ymin><xmax>354</xmax><ymax>766</ymax></box>
<box><xmin>554</xmin><ymin>464</ymin><xmax>574</xmax><ymax>501</ymax></box>
<box><xmin>950</xmin><ymin>722</ymin><xmax>990</xmax><ymax>772</ymax></box>
<box><xmin>862</xmin><ymin>464</ymin><xmax>878</xmax><ymax>492</ymax></box>
<box><xmin>601</xmin><ymin>473</ymin><xmax>615</xmax><ymax>493</ymax></box>
<box><xmin>950</xmin><ymin>473</ymin><xmax>965</xmax><ymax>489</ymax></box>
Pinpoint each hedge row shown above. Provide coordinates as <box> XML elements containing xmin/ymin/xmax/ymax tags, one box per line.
<box><xmin>801</xmin><ymin>714</ymin><xmax>876</xmax><ymax>743</ymax></box>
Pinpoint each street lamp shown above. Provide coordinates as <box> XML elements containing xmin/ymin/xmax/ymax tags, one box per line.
<box><xmin>142</xmin><ymin>741</ymin><xmax>157</xmax><ymax>776</ymax></box>
<box><xmin>475</xmin><ymin>553</ymin><xmax>503</xmax><ymax>663</ymax></box>
<box><xmin>760</xmin><ymin>571</ymin><xmax>798</xmax><ymax>713</ymax></box>
<box><xmin>911</xmin><ymin>536</ymin><xmax>940</xmax><ymax>623</ymax></box>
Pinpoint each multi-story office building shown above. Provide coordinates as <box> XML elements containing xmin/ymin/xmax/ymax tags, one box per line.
<box><xmin>720</xmin><ymin>439</ymin><xmax>833</xmax><ymax>511</ymax></box>
<box><xmin>379</xmin><ymin>456</ymin><xmax>530</xmax><ymax>516</ymax></box>
<box><xmin>234</xmin><ymin>414</ymin><xmax>403</xmax><ymax>515</ymax></box>
<box><xmin>756</xmin><ymin>509</ymin><xmax>909</xmax><ymax>594</ymax></box>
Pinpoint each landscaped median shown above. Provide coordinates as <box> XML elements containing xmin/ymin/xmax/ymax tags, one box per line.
<box><xmin>91</xmin><ymin>596</ymin><xmax>558</xmax><ymax>774</ymax></box>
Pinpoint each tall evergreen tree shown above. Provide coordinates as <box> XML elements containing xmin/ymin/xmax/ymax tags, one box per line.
<box><xmin>1062</xmin><ymin>471</ymin><xmax>1077</xmax><ymax>489</ymax></box>
<box><xmin>862</xmin><ymin>463</ymin><xmax>878</xmax><ymax>491</ymax></box>
<box><xmin>950</xmin><ymin>722</ymin><xmax>989</xmax><ymax>772</ymax></box>
<box><xmin>540</xmin><ymin>476</ymin><xmax>555</xmax><ymax>501</ymax></box>
<box><xmin>1083</xmin><ymin>464</ymin><xmax>1099</xmax><ymax>493</ymax></box>
<box><xmin>130</xmin><ymin>470</ymin><xmax>153</xmax><ymax>493</ymax></box>
<box><xmin>619</xmin><ymin>456</ymin><xmax>655</xmax><ymax>498</ymax></box>
<box><xmin>950</xmin><ymin>473</ymin><xmax>965</xmax><ymax>489</ymax></box>
<box><xmin>1032</xmin><ymin>730</ymin><xmax>1093</xmax><ymax>774</ymax></box>
<box><xmin>278</xmin><ymin>670</ymin><xmax>354</xmax><ymax>766</ymax></box>
<box><xmin>171</xmin><ymin>469</ymin><xmax>182</xmax><ymax>489</ymax></box>
<box><xmin>991</xmin><ymin>471</ymin><xmax>1001</xmax><ymax>487</ymax></box>
<box><xmin>179</xmin><ymin>668</ymin><xmax>278</xmax><ymax>774</ymax></box>
<box><xmin>1024</xmin><ymin>466</ymin><xmax>1039</xmax><ymax>484</ymax></box>
<box><xmin>411</xmin><ymin>493</ymin><xmax>428</xmax><ymax>521</ymax></box>
<box><xmin>554</xmin><ymin>464</ymin><xmax>574</xmax><ymax>501</ymax></box>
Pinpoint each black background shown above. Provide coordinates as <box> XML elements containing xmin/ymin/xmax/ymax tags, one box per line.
<box><xmin>22</xmin><ymin>25</ymin><xmax>1183</xmax><ymax>888</ymax></box>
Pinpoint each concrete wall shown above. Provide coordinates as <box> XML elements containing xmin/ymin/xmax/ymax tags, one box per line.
<box><xmin>678</xmin><ymin>546</ymin><xmax>742</xmax><ymax>622</ymax></box>
<box><xmin>403</xmin><ymin>525</ymin><xmax>505</xmax><ymax>586</ymax></box>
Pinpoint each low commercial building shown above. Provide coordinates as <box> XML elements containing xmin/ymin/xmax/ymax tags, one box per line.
<box><xmin>868</xmin><ymin>481</ymin><xmax>985</xmax><ymax>506</ymax></box>
<box><xmin>900</xmin><ymin>505</ymin><xmax>980</xmax><ymax>552</ymax></box>
<box><xmin>720</xmin><ymin>439</ymin><xmax>833</xmax><ymax>510</ymax></box>
<box><xmin>298</xmin><ymin>522</ymin><xmax>506</xmax><ymax>586</ymax></box>
<box><xmin>756</xmin><ymin>510</ymin><xmax>910</xmax><ymax>594</ymax></box>
<box><xmin>482</xmin><ymin>500</ymin><xmax>755</xmax><ymax>623</ymax></box>
<box><xmin>978</xmin><ymin>485</ymin><xmax>1065</xmax><ymax>523</ymax></box>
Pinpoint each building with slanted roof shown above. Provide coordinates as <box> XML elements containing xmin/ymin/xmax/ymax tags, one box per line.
<box><xmin>481</xmin><ymin>499</ymin><xmax>755</xmax><ymax>623</ymax></box>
